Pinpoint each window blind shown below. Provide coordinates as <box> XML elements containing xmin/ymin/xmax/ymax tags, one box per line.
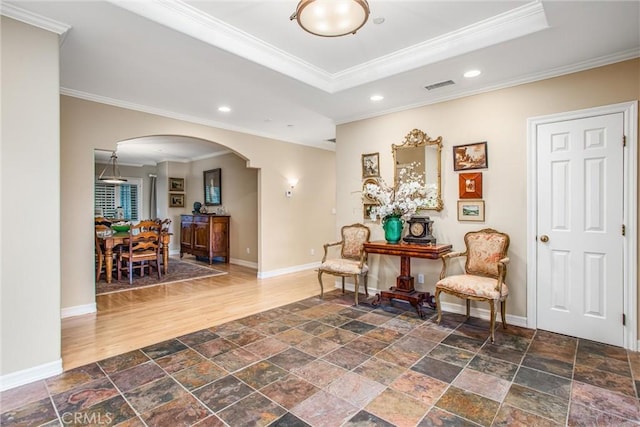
<box><xmin>95</xmin><ymin>182</ymin><xmax>140</xmax><ymax>221</ymax></box>
<box><xmin>95</xmin><ymin>183</ymin><xmax>116</xmax><ymax>218</ymax></box>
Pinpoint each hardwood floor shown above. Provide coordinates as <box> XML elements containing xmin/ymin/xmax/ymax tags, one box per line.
<box><xmin>62</xmin><ymin>262</ymin><xmax>321</xmax><ymax>371</ymax></box>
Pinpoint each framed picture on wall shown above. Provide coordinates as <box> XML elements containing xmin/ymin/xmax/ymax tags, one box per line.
<box><xmin>453</xmin><ymin>141</ymin><xmax>488</xmax><ymax>171</ymax></box>
<box><xmin>457</xmin><ymin>200</ymin><xmax>485</xmax><ymax>222</ymax></box>
<box><xmin>204</xmin><ymin>168</ymin><xmax>222</xmax><ymax>206</ymax></box>
<box><xmin>362</xmin><ymin>178</ymin><xmax>379</xmax><ymax>203</ymax></box>
<box><xmin>363</xmin><ymin>203</ymin><xmax>378</xmax><ymax>221</ymax></box>
<box><xmin>362</xmin><ymin>152</ymin><xmax>380</xmax><ymax>178</ymax></box>
<box><xmin>458</xmin><ymin>173</ymin><xmax>483</xmax><ymax>199</ymax></box>
<box><xmin>169</xmin><ymin>193</ymin><xmax>185</xmax><ymax>208</ymax></box>
<box><xmin>169</xmin><ymin>177</ymin><xmax>185</xmax><ymax>192</ymax></box>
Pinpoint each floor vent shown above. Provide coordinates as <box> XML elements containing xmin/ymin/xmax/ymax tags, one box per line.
<box><xmin>424</xmin><ymin>80</ymin><xmax>455</xmax><ymax>91</ymax></box>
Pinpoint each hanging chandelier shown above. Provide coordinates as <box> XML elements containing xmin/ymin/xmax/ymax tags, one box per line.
<box><xmin>290</xmin><ymin>0</ymin><xmax>370</xmax><ymax>37</ymax></box>
<box><xmin>98</xmin><ymin>151</ymin><xmax>127</xmax><ymax>184</ymax></box>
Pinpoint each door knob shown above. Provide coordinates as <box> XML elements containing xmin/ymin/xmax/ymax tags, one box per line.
<box><xmin>540</xmin><ymin>235</ymin><xmax>549</xmax><ymax>242</ymax></box>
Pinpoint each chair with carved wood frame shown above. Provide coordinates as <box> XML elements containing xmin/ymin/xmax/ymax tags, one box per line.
<box><xmin>435</xmin><ymin>228</ymin><xmax>510</xmax><ymax>342</ymax></box>
<box><xmin>317</xmin><ymin>223</ymin><xmax>370</xmax><ymax>306</ymax></box>
<box><xmin>117</xmin><ymin>221</ymin><xmax>162</xmax><ymax>284</ymax></box>
<box><xmin>95</xmin><ymin>224</ymin><xmax>110</xmax><ymax>282</ymax></box>
<box><xmin>158</xmin><ymin>218</ymin><xmax>172</xmax><ymax>271</ymax></box>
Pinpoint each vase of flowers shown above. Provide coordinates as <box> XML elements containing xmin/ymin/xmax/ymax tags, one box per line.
<box><xmin>364</xmin><ymin>162</ymin><xmax>433</xmax><ymax>243</ymax></box>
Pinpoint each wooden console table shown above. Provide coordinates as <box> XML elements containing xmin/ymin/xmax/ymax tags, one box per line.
<box><xmin>363</xmin><ymin>241</ymin><xmax>452</xmax><ymax>318</ymax></box>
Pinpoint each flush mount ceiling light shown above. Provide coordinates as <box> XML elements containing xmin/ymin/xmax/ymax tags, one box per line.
<box><xmin>464</xmin><ymin>69</ymin><xmax>482</xmax><ymax>78</ymax></box>
<box><xmin>290</xmin><ymin>0</ymin><xmax>370</xmax><ymax>37</ymax></box>
<box><xmin>98</xmin><ymin>151</ymin><xmax>127</xmax><ymax>184</ymax></box>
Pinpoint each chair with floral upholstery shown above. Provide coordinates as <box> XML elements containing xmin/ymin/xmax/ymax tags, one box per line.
<box><xmin>317</xmin><ymin>223</ymin><xmax>371</xmax><ymax>306</ymax></box>
<box><xmin>435</xmin><ymin>228</ymin><xmax>510</xmax><ymax>342</ymax></box>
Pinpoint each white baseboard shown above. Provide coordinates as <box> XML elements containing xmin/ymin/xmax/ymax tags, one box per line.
<box><xmin>258</xmin><ymin>262</ymin><xmax>320</xmax><ymax>279</ymax></box>
<box><xmin>0</xmin><ymin>359</ymin><xmax>63</xmax><ymax>391</ymax></box>
<box><xmin>338</xmin><ymin>282</ymin><xmax>528</xmax><ymax>327</ymax></box>
<box><xmin>61</xmin><ymin>303</ymin><xmax>97</xmax><ymax>319</ymax></box>
<box><xmin>230</xmin><ymin>258</ymin><xmax>258</xmax><ymax>269</ymax></box>
<box><xmin>437</xmin><ymin>300</ymin><xmax>527</xmax><ymax>328</ymax></box>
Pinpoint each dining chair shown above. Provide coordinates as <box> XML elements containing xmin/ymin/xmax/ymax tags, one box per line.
<box><xmin>95</xmin><ymin>216</ymin><xmax>112</xmax><ymax>227</ymax></box>
<box><xmin>435</xmin><ymin>228</ymin><xmax>510</xmax><ymax>342</ymax></box>
<box><xmin>317</xmin><ymin>223</ymin><xmax>370</xmax><ymax>306</ymax></box>
<box><xmin>117</xmin><ymin>221</ymin><xmax>162</xmax><ymax>284</ymax></box>
<box><xmin>159</xmin><ymin>217</ymin><xmax>172</xmax><ymax>231</ymax></box>
<box><xmin>158</xmin><ymin>218</ymin><xmax>172</xmax><ymax>271</ymax></box>
<box><xmin>94</xmin><ymin>224</ymin><xmax>110</xmax><ymax>282</ymax></box>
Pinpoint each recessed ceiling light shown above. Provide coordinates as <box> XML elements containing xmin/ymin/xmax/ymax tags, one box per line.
<box><xmin>463</xmin><ymin>69</ymin><xmax>482</xmax><ymax>78</ymax></box>
<box><xmin>370</xmin><ymin>94</ymin><xmax>384</xmax><ymax>101</ymax></box>
<box><xmin>218</xmin><ymin>106</ymin><xmax>231</xmax><ymax>112</ymax></box>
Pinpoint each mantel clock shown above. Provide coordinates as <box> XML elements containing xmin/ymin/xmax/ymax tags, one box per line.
<box><xmin>403</xmin><ymin>216</ymin><xmax>436</xmax><ymax>244</ymax></box>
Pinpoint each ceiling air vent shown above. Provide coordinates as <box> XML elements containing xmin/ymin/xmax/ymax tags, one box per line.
<box><xmin>424</xmin><ymin>80</ymin><xmax>455</xmax><ymax>91</ymax></box>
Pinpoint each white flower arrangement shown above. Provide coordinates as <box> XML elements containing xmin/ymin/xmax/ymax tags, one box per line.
<box><xmin>364</xmin><ymin>162</ymin><xmax>437</xmax><ymax>221</ymax></box>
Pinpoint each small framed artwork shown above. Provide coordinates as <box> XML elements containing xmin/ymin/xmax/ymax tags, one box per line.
<box><xmin>362</xmin><ymin>177</ymin><xmax>379</xmax><ymax>203</ymax></box>
<box><xmin>458</xmin><ymin>173</ymin><xmax>483</xmax><ymax>199</ymax></box>
<box><xmin>362</xmin><ymin>152</ymin><xmax>380</xmax><ymax>178</ymax></box>
<box><xmin>453</xmin><ymin>141</ymin><xmax>488</xmax><ymax>171</ymax></box>
<box><xmin>203</xmin><ymin>168</ymin><xmax>222</xmax><ymax>206</ymax></box>
<box><xmin>169</xmin><ymin>193</ymin><xmax>185</xmax><ymax>208</ymax></box>
<box><xmin>169</xmin><ymin>177</ymin><xmax>185</xmax><ymax>192</ymax></box>
<box><xmin>458</xmin><ymin>200</ymin><xmax>485</xmax><ymax>222</ymax></box>
<box><xmin>363</xmin><ymin>203</ymin><xmax>378</xmax><ymax>221</ymax></box>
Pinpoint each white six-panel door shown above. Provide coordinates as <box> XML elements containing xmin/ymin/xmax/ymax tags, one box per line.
<box><xmin>536</xmin><ymin>113</ymin><xmax>624</xmax><ymax>346</ymax></box>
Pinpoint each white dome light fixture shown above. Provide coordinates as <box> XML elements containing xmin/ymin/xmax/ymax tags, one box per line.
<box><xmin>290</xmin><ymin>0</ymin><xmax>370</xmax><ymax>37</ymax></box>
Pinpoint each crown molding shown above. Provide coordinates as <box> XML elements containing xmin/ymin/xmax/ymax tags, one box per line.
<box><xmin>0</xmin><ymin>3</ymin><xmax>71</xmax><ymax>45</ymax></box>
<box><xmin>108</xmin><ymin>0</ymin><xmax>548</xmax><ymax>94</ymax></box>
<box><xmin>60</xmin><ymin>88</ymin><xmax>336</xmax><ymax>152</ymax></box>
<box><xmin>336</xmin><ymin>48</ymin><xmax>640</xmax><ymax>125</ymax></box>
<box><xmin>331</xmin><ymin>1</ymin><xmax>549</xmax><ymax>92</ymax></box>
<box><xmin>107</xmin><ymin>0</ymin><xmax>334</xmax><ymax>92</ymax></box>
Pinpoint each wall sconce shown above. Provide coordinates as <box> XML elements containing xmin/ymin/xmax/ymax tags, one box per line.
<box><xmin>286</xmin><ymin>178</ymin><xmax>298</xmax><ymax>198</ymax></box>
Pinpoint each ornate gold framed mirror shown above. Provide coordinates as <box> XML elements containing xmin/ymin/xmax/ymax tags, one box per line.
<box><xmin>392</xmin><ymin>129</ymin><xmax>444</xmax><ymax>211</ymax></box>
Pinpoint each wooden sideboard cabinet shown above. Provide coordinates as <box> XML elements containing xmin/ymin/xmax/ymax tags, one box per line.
<box><xmin>180</xmin><ymin>214</ymin><xmax>230</xmax><ymax>264</ymax></box>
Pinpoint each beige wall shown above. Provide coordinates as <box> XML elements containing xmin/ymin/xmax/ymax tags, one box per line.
<box><xmin>190</xmin><ymin>154</ymin><xmax>259</xmax><ymax>265</ymax></box>
<box><xmin>1</xmin><ymin>18</ymin><xmax>62</xmax><ymax>379</ymax></box>
<box><xmin>337</xmin><ymin>59</ymin><xmax>640</xmax><ymax>322</ymax></box>
<box><xmin>61</xmin><ymin>96</ymin><xmax>336</xmax><ymax>310</ymax></box>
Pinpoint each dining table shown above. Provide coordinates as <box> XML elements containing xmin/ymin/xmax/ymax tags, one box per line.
<box><xmin>99</xmin><ymin>231</ymin><xmax>171</xmax><ymax>283</ymax></box>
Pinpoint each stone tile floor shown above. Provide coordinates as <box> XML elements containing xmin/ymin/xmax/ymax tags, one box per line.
<box><xmin>2</xmin><ymin>290</ymin><xmax>640</xmax><ymax>426</ymax></box>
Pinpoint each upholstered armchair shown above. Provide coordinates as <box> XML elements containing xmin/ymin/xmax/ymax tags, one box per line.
<box><xmin>317</xmin><ymin>223</ymin><xmax>370</xmax><ymax>306</ymax></box>
<box><xmin>435</xmin><ymin>228</ymin><xmax>510</xmax><ymax>342</ymax></box>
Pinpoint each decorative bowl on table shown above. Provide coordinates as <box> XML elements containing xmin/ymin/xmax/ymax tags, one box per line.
<box><xmin>111</xmin><ymin>223</ymin><xmax>130</xmax><ymax>232</ymax></box>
